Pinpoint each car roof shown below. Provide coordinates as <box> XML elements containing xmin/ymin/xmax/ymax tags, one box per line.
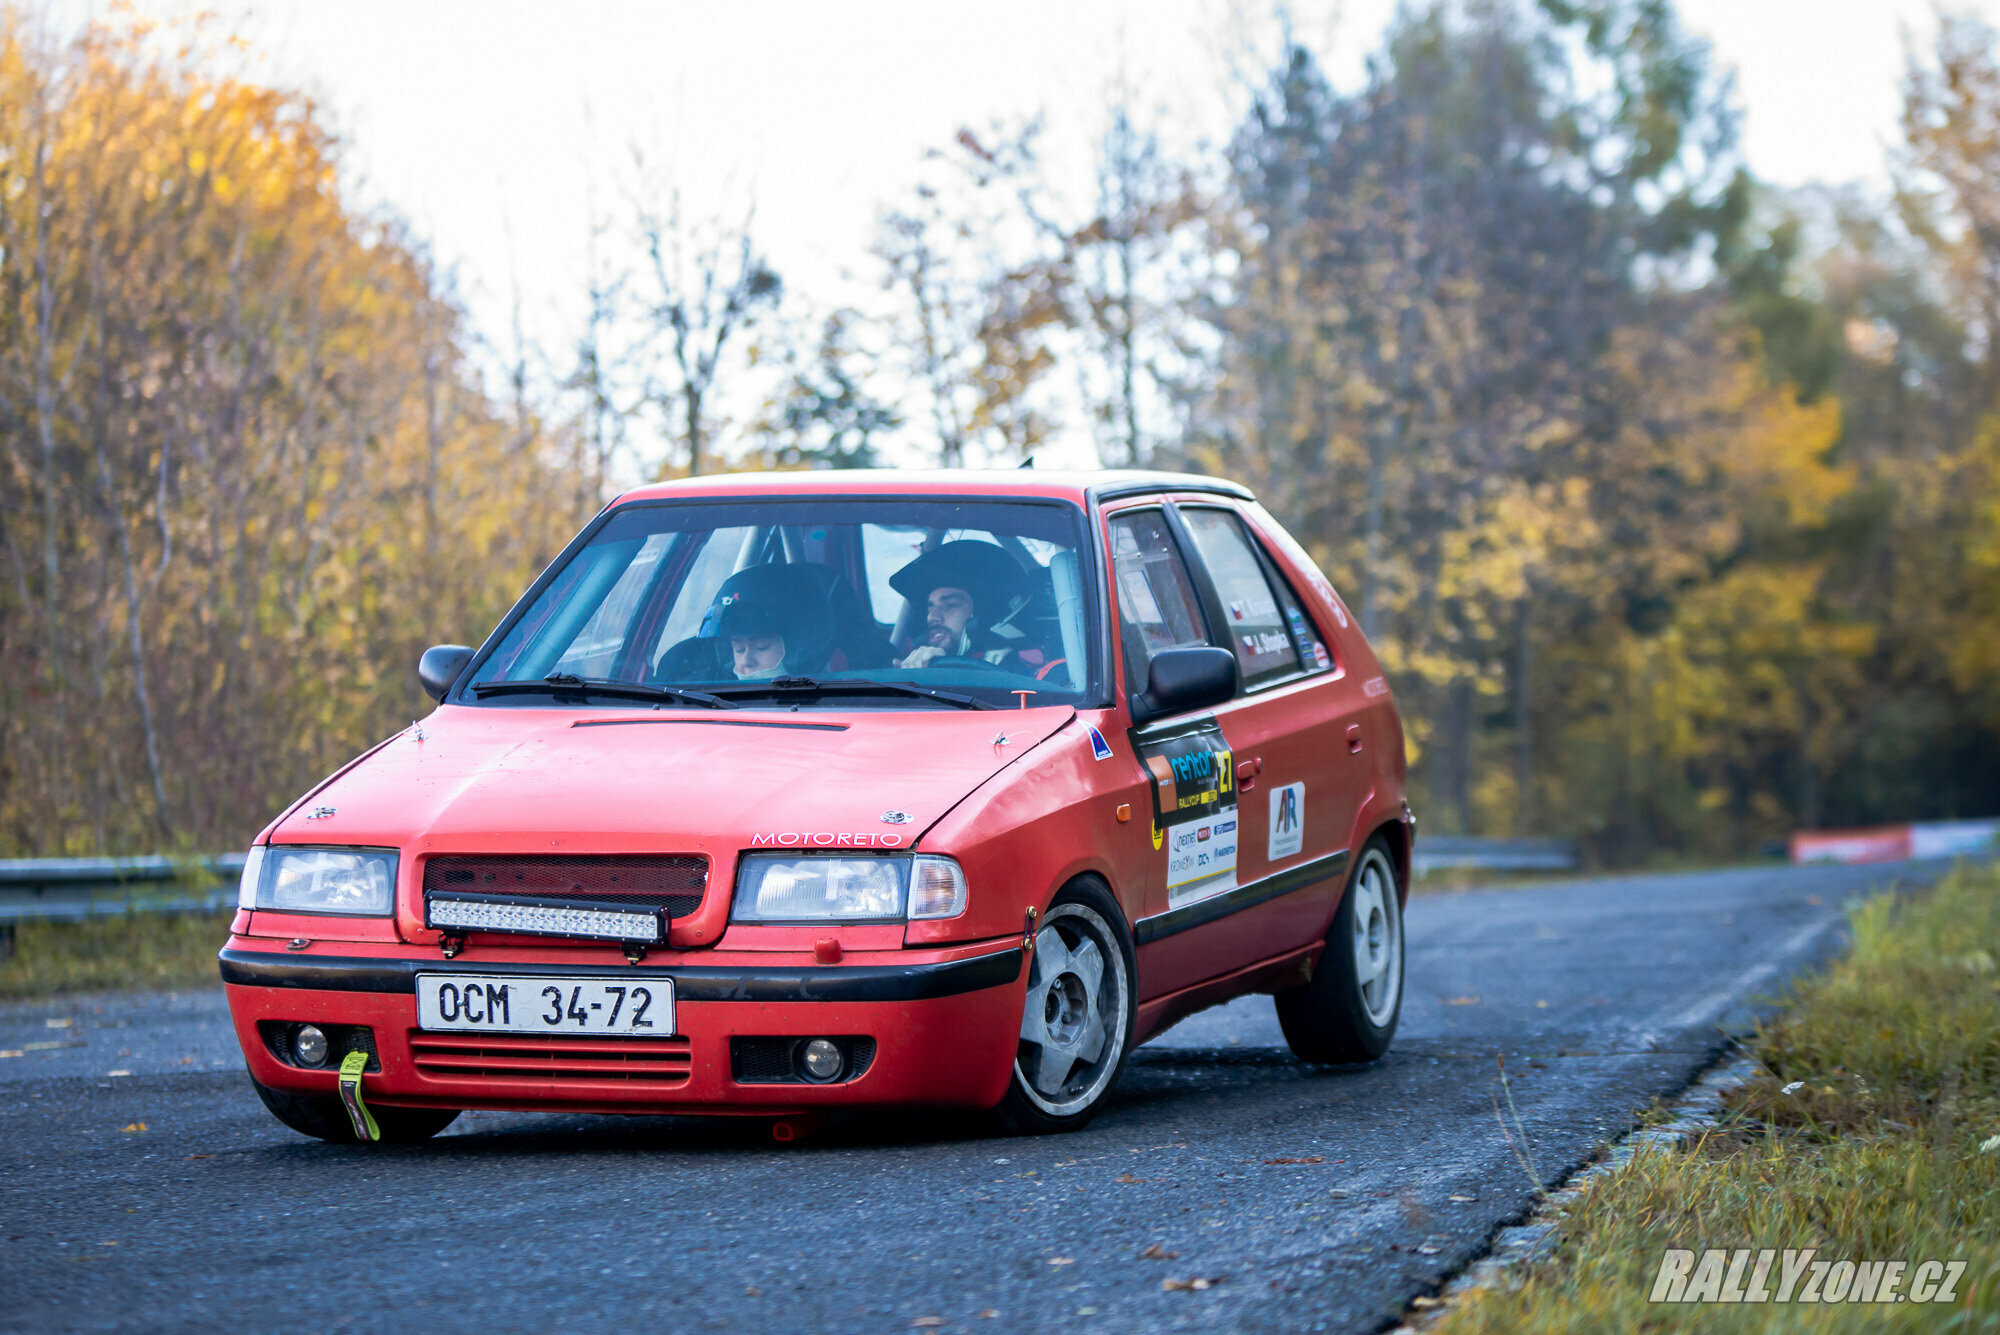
<box><xmin>609</xmin><ymin>468</ymin><xmax>1256</xmax><ymax>508</ymax></box>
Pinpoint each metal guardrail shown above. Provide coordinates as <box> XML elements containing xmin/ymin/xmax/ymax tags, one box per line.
<box><xmin>0</xmin><ymin>854</ymin><xmax>245</xmax><ymax>924</ymax></box>
<box><xmin>1412</xmin><ymin>836</ymin><xmax>1579</xmax><ymax>874</ymax></box>
<box><xmin>0</xmin><ymin>838</ymin><xmax>1575</xmax><ymax>930</ymax></box>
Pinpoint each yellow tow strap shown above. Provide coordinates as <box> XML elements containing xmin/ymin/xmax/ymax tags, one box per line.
<box><xmin>337</xmin><ymin>1050</ymin><xmax>379</xmax><ymax>1143</ymax></box>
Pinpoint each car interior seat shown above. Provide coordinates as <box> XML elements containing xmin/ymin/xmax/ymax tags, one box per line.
<box><xmin>796</xmin><ymin>562</ymin><xmax>896</xmax><ymax>671</ymax></box>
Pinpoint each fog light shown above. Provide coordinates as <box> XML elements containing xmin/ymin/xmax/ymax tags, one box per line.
<box><xmin>799</xmin><ymin>1038</ymin><xmax>844</xmax><ymax>1082</ymax></box>
<box><xmin>292</xmin><ymin>1024</ymin><xmax>330</xmax><ymax>1068</ymax></box>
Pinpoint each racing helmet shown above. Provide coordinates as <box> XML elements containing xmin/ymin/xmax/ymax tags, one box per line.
<box><xmin>703</xmin><ymin>564</ymin><xmax>835</xmax><ymax>675</ymax></box>
<box><xmin>888</xmin><ymin>540</ymin><xmax>1030</xmax><ymax>626</ymax></box>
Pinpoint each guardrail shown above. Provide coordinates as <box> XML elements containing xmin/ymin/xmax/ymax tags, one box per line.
<box><xmin>0</xmin><ymin>854</ymin><xmax>245</xmax><ymax>926</ymax></box>
<box><xmin>1791</xmin><ymin>818</ymin><xmax>2000</xmax><ymax>865</ymax></box>
<box><xmin>1</xmin><ymin>838</ymin><xmax>1576</xmax><ymax>921</ymax></box>
<box><xmin>1411</xmin><ymin>836</ymin><xmax>1580</xmax><ymax>875</ymax></box>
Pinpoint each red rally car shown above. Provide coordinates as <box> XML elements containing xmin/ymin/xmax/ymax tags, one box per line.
<box><xmin>221</xmin><ymin>470</ymin><xmax>1412</xmax><ymax>1140</ymax></box>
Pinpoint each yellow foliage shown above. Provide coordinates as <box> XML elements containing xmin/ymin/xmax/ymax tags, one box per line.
<box><xmin>0</xmin><ymin>7</ymin><xmax>587</xmax><ymax>853</ymax></box>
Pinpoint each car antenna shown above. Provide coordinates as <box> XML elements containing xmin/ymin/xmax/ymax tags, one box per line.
<box><xmin>1018</xmin><ymin>454</ymin><xmax>1035</xmax><ymax>469</ymax></box>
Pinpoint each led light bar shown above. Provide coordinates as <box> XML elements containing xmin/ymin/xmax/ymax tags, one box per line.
<box><xmin>424</xmin><ymin>891</ymin><xmax>665</xmax><ymax>944</ymax></box>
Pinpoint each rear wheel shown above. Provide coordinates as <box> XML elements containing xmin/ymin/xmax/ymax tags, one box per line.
<box><xmin>994</xmin><ymin>880</ymin><xmax>1136</xmax><ymax>1135</ymax></box>
<box><xmin>250</xmin><ymin>1074</ymin><xmax>460</xmax><ymax>1144</ymax></box>
<box><xmin>1275</xmin><ymin>836</ymin><xmax>1404</xmax><ymax>1063</ymax></box>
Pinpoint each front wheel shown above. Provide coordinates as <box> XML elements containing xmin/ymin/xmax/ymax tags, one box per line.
<box><xmin>1275</xmin><ymin>836</ymin><xmax>1404</xmax><ymax>1063</ymax></box>
<box><xmin>994</xmin><ymin>880</ymin><xmax>1137</xmax><ymax>1135</ymax></box>
<box><xmin>250</xmin><ymin>1075</ymin><xmax>461</xmax><ymax>1144</ymax></box>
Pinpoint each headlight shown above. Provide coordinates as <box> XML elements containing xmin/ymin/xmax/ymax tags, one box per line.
<box><xmin>243</xmin><ymin>847</ymin><xmax>397</xmax><ymax>916</ymax></box>
<box><xmin>730</xmin><ymin>853</ymin><xmax>969</xmax><ymax>924</ymax></box>
<box><xmin>733</xmin><ymin>854</ymin><xmax>906</xmax><ymax>922</ymax></box>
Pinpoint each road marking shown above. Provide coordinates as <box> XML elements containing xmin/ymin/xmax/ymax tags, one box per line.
<box><xmin>1630</xmin><ymin>912</ymin><xmax>1840</xmax><ymax>1050</ymax></box>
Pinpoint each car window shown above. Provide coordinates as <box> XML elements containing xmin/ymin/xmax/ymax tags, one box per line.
<box><xmin>470</xmin><ymin>498</ymin><xmax>1099</xmax><ymax>709</ymax></box>
<box><xmin>1180</xmin><ymin>507</ymin><xmax>1331</xmax><ymax>685</ymax></box>
<box><xmin>547</xmin><ymin>532</ymin><xmax>674</xmax><ymax>678</ymax></box>
<box><xmin>1108</xmin><ymin>509</ymin><xmax>1209</xmax><ymax>696</ymax></box>
<box><xmin>653</xmin><ymin>527</ymin><xmax>757</xmax><ymax>653</ymax></box>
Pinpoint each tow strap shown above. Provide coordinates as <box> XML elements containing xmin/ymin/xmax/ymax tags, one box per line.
<box><xmin>337</xmin><ymin>1050</ymin><xmax>380</xmax><ymax>1142</ymax></box>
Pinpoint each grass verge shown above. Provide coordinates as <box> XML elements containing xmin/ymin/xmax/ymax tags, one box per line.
<box><xmin>0</xmin><ymin>910</ymin><xmax>232</xmax><ymax>999</ymax></box>
<box><xmin>1430</xmin><ymin>861</ymin><xmax>2000</xmax><ymax>1331</ymax></box>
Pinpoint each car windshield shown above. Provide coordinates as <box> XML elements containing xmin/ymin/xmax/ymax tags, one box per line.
<box><xmin>464</xmin><ymin>497</ymin><xmax>1101</xmax><ymax>709</ymax></box>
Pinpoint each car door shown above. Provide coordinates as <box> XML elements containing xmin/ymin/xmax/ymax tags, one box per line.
<box><xmin>1119</xmin><ymin>500</ymin><xmax>1366</xmax><ymax>998</ymax></box>
<box><xmin>1103</xmin><ymin>505</ymin><xmax>1236</xmax><ymax>959</ymax></box>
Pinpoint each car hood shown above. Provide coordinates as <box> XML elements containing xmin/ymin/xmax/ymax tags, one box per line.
<box><xmin>268</xmin><ymin>703</ymin><xmax>1076</xmax><ymax>857</ymax></box>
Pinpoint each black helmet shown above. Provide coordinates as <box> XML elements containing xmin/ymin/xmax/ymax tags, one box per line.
<box><xmin>704</xmin><ymin>564</ymin><xmax>834</xmax><ymax>673</ymax></box>
<box><xmin>888</xmin><ymin>540</ymin><xmax>1029</xmax><ymax>621</ymax></box>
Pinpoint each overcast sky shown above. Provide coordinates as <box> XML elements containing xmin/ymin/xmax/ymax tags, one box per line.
<box><xmin>47</xmin><ymin>0</ymin><xmax>2000</xmax><ymax>465</ymax></box>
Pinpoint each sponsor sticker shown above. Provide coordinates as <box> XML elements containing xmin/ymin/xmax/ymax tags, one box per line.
<box><xmin>1363</xmin><ymin>676</ymin><xmax>1389</xmax><ymax>698</ymax></box>
<box><xmin>1137</xmin><ymin>717</ymin><xmax>1239</xmax><ymax>908</ymax></box>
<box><xmin>1268</xmin><ymin>782</ymin><xmax>1305</xmax><ymax>861</ymax></box>
<box><xmin>1312</xmin><ymin>643</ymin><xmax>1331</xmax><ymax>670</ymax></box>
<box><xmin>750</xmin><ymin>831</ymin><xmax>905</xmax><ymax>847</ymax></box>
<box><xmin>1088</xmin><ymin>725</ymin><xmax>1113</xmax><ymax>761</ymax></box>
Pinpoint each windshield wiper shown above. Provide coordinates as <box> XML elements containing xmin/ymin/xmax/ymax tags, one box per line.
<box><xmin>704</xmin><ymin>676</ymin><xmax>995</xmax><ymax>710</ymax></box>
<box><xmin>470</xmin><ymin>674</ymin><xmax>735</xmax><ymax>710</ymax></box>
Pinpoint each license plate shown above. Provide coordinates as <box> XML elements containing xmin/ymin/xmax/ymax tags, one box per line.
<box><xmin>415</xmin><ymin>974</ymin><xmax>676</xmax><ymax>1036</ymax></box>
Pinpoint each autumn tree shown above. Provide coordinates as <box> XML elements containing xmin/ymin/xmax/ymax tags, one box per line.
<box><xmin>0</xmin><ymin>8</ymin><xmax>583</xmax><ymax>854</ymax></box>
<box><xmin>757</xmin><ymin>310</ymin><xmax>901</xmax><ymax>470</ymax></box>
<box><xmin>628</xmin><ymin>181</ymin><xmax>782</xmax><ymax>479</ymax></box>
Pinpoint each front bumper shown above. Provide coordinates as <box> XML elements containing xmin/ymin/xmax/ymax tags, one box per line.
<box><xmin>221</xmin><ymin>940</ymin><xmax>1026</xmax><ymax>1115</ymax></box>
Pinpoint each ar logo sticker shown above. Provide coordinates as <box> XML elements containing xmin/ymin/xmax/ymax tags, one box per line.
<box><xmin>1268</xmin><ymin>782</ymin><xmax>1305</xmax><ymax>861</ymax></box>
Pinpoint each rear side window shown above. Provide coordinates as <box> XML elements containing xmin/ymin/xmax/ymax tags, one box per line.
<box><xmin>1109</xmin><ymin>510</ymin><xmax>1208</xmax><ymax>693</ymax></box>
<box><xmin>1180</xmin><ymin>508</ymin><xmax>1330</xmax><ymax>686</ymax></box>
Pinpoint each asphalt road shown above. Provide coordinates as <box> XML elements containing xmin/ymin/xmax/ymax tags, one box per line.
<box><xmin>0</xmin><ymin>857</ymin><xmax>1964</xmax><ymax>1334</ymax></box>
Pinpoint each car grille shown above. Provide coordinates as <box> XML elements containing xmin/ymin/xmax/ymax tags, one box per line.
<box><xmin>408</xmin><ymin>1032</ymin><xmax>693</xmax><ymax>1086</ymax></box>
<box><xmin>423</xmin><ymin>854</ymin><xmax>707</xmax><ymax>920</ymax></box>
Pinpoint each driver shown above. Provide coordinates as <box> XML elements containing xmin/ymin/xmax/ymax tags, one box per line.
<box><xmin>705</xmin><ymin>564</ymin><xmax>834</xmax><ymax>681</ymax></box>
<box><xmin>890</xmin><ymin>540</ymin><xmax>1031</xmax><ymax>671</ymax></box>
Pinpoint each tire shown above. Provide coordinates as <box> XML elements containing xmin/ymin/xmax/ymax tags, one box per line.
<box><xmin>250</xmin><ymin>1074</ymin><xmax>460</xmax><ymax>1144</ymax></box>
<box><xmin>1275</xmin><ymin>835</ymin><xmax>1405</xmax><ymax>1064</ymax></box>
<box><xmin>994</xmin><ymin>879</ymin><xmax>1137</xmax><ymax>1135</ymax></box>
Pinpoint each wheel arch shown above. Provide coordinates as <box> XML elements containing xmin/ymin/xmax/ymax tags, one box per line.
<box><xmin>1371</xmin><ymin>817</ymin><xmax>1411</xmax><ymax>902</ymax></box>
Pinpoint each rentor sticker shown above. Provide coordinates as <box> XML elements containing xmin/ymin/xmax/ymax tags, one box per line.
<box><xmin>1137</xmin><ymin>717</ymin><xmax>1239</xmax><ymax>908</ymax></box>
<box><xmin>1269</xmin><ymin>782</ymin><xmax>1305</xmax><ymax>861</ymax></box>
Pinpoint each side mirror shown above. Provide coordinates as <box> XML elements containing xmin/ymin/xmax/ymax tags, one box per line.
<box><xmin>418</xmin><ymin>644</ymin><xmax>475</xmax><ymax>703</ymax></box>
<box><xmin>1130</xmin><ymin>646</ymin><xmax>1239</xmax><ymax>726</ymax></box>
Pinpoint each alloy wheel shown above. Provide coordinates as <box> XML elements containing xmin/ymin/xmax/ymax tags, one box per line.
<box><xmin>1014</xmin><ymin>903</ymin><xmax>1130</xmax><ymax>1117</ymax></box>
<box><xmin>1348</xmin><ymin>849</ymin><xmax>1402</xmax><ymax>1027</ymax></box>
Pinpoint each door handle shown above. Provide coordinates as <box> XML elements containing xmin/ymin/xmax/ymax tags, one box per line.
<box><xmin>1236</xmin><ymin>757</ymin><xmax>1262</xmax><ymax>789</ymax></box>
<box><xmin>1346</xmin><ymin>724</ymin><xmax>1364</xmax><ymax>754</ymax></box>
